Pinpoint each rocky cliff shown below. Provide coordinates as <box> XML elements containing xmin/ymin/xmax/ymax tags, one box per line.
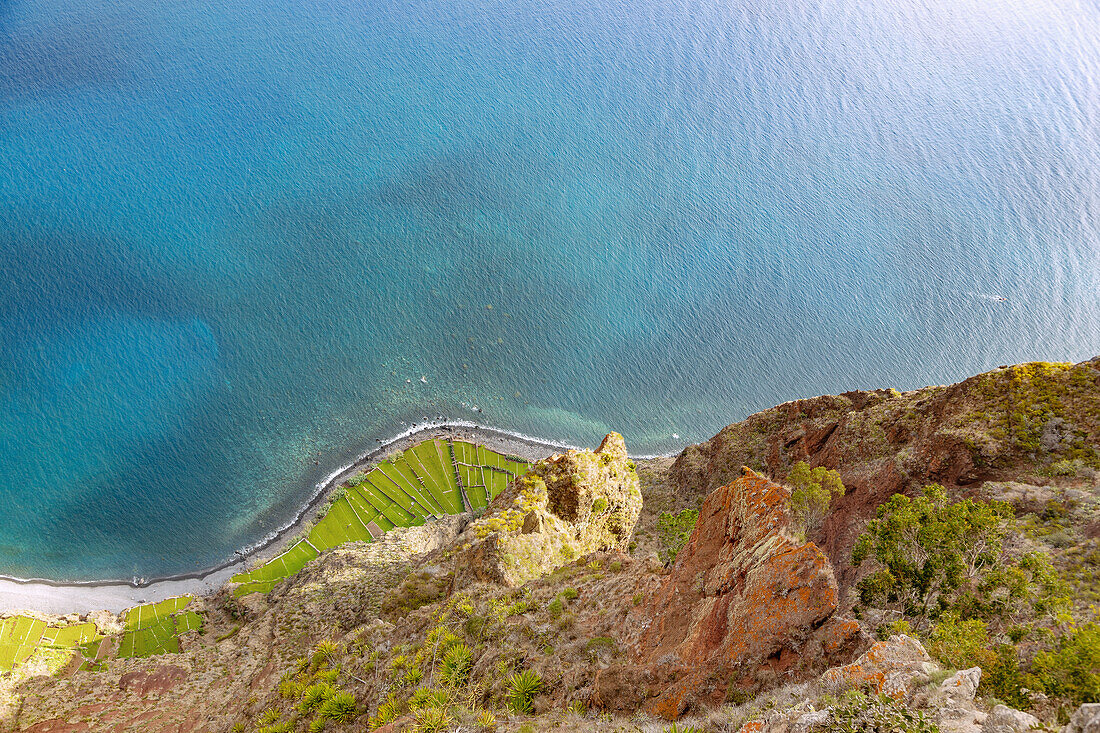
<box><xmin>2</xmin><ymin>358</ymin><xmax>1098</xmax><ymax>733</ymax></box>
<box><xmin>618</xmin><ymin>467</ymin><xmax>864</xmax><ymax>718</ymax></box>
<box><xmin>453</xmin><ymin>433</ymin><xmax>641</xmax><ymax>588</ymax></box>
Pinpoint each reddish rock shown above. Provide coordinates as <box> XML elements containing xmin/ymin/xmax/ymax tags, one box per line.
<box><xmin>22</xmin><ymin>720</ymin><xmax>90</xmax><ymax>733</ymax></box>
<box><xmin>629</xmin><ymin>467</ymin><xmax>863</xmax><ymax>718</ymax></box>
<box><xmin>118</xmin><ymin>665</ymin><xmax>188</xmax><ymax>697</ymax></box>
<box><xmin>822</xmin><ymin>634</ymin><xmax>934</xmax><ymax>701</ymax></box>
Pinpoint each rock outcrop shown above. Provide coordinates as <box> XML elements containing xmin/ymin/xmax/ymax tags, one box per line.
<box><xmin>1067</xmin><ymin>704</ymin><xmax>1100</xmax><ymax>733</ymax></box>
<box><xmin>625</xmin><ymin>467</ymin><xmax>864</xmax><ymax>718</ymax></box>
<box><xmin>669</xmin><ymin>358</ymin><xmax>1100</xmax><ymax>596</ymax></box>
<box><xmin>981</xmin><ymin>704</ymin><xmax>1040</xmax><ymax>733</ymax></box>
<box><xmin>821</xmin><ymin>634</ymin><xmax>937</xmax><ymax>700</ymax></box>
<box><xmin>452</xmin><ymin>433</ymin><xmax>641</xmax><ymax>587</ymax></box>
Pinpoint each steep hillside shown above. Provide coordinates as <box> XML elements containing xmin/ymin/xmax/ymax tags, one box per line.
<box><xmin>2</xmin><ymin>358</ymin><xmax>1098</xmax><ymax>733</ymax></box>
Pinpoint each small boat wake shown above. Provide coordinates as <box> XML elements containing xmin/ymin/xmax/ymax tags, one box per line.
<box><xmin>967</xmin><ymin>292</ymin><xmax>1008</xmax><ymax>303</ymax></box>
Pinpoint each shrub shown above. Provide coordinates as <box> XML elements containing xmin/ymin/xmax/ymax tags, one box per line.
<box><xmin>827</xmin><ymin>689</ymin><xmax>938</xmax><ymax>733</ymax></box>
<box><xmin>413</xmin><ymin>707</ymin><xmax>452</xmax><ymax>732</ymax></box>
<box><xmin>440</xmin><ymin>643</ymin><xmax>473</xmax><ymax>686</ymax></box>
<box><xmin>312</xmin><ymin>639</ymin><xmax>338</xmax><ymax>668</ymax></box>
<box><xmin>592</xmin><ymin>497</ymin><xmax>608</xmax><ymax>514</ymax></box>
<box><xmin>318</xmin><ymin>691</ymin><xmax>358</xmax><ymax>723</ymax></box>
<box><xmin>928</xmin><ymin>612</ymin><xmax>995</xmax><ymax>670</ymax></box>
<box><xmin>982</xmin><ymin>643</ymin><xmax>1031</xmax><ymax>709</ymax></box>
<box><xmin>464</xmin><ymin>614</ymin><xmax>487</xmax><ymax>638</ymax></box>
<box><xmin>370</xmin><ymin>694</ymin><xmax>401</xmax><ymax>728</ymax></box>
<box><xmin>851</xmin><ymin>485</ymin><xmax>1042</xmax><ymax>628</ymax></box>
<box><xmin>506</xmin><ymin>668</ymin><xmax>543</xmax><ymax>713</ymax></box>
<box><xmin>561</xmin><ymin>587</ymin><xmax>579</xmax><ymax>601</ymax></box>
<box><xmin>547</xmin><ymin>597</ymin><xmax>563</xmax><ymax>619</ymax></box>
<box><xmin>1032</xmin><ymin>623</ymin><xmax>1100</xmax><ymax>706</ymax></box>
<box><xmin>656</xmin><ymin>508</ymin><xmax>699</xmax><ymax>564</ymax></box>
<box><xmin>298</xmin><ymin>683</ymin><xmax>335</xmax><ymax>715</ymax></box>
<box><xmin>787</xmin><ymin>461</ymin><xmax>845</xmax><ymax>533</ymax></box>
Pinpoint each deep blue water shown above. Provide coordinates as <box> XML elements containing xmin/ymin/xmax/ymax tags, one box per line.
<box><xmin>1</xmin><ymin>0</ymin><xmax>1098</xmax><ymax>580</ymax></box>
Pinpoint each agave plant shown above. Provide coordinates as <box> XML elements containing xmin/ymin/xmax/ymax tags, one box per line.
<box><xmin>506</xmin><ymin>668</ymin><xmax>542</xmax><ymax>714</ymax></box>
<box><xmin>312</xmin><ymin>639</ymin><xmax>339</xmax><ymax>668</ymax></box>
<box><xmin>297</xmin><ymin>683</ymin><xmax>334</xmax><ymax>715</ymax></box>
<box><xmin>318</xmin><ymin>691</ymin><xmax>359</xmax><ymax>723</ymax></box>
<box><xmin>413</xmin><ymin>706</ymin><xmax>452</xmax><ymax>732</ymax></box>
<box><xmin>440</xmin><ymin>642</ymin><xmax>474</xmax><ymax>686</ymax></box>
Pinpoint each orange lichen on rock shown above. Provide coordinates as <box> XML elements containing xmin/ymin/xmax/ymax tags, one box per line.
<box><xmin>628</xmin><ymin>467</ymin><xmax>863</xmax><ymax>718</ymax></box>
<box><xmin>822</xmin><ymin>634</ymin><xmax>934</xmax><ymax>701</ymax></box>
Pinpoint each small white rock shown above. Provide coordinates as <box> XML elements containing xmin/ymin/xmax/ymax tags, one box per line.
<box><xmin>940</xmin><ymin>667</ymin><xmax>982</xmax><ymax>702</ymax></box>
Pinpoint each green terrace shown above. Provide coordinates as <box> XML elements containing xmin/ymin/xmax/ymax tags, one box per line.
<box><xmin>0</xmin><ymin>616</ymin><xmax>102</xmax><ymax>673</ymax></box>
<box><xmin>230</xmin><ymin>438</ymin><xmax>531</xmax><ymax>597</ymax></box>
<box><xmin>1</xmin><ymin>595</ymin><xmax>203</xmax><ymax>676</ymax></box>
<box><xmin>118</xmin><ymin>595</ymin><xmax>203</xmax><ymax>659</ymax></box>
<box><xmin>0</xmin><ymin>439</ymin><xmax>530</xmax><ymax>674</ymax></box>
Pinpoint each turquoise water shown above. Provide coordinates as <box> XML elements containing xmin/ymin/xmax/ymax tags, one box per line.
<box><xmin>1</xmin><ymin>0</ymin><xmax>1098</xmax><ymax>580</ymax></box>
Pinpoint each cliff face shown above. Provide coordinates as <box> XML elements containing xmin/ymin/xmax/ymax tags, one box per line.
<box><xmin>4</xmin><ymin>358</ymin><xmax>1098</xmax><ymax>733</ymax></box>
<box><xmin>673</xmin><ymin>358</ymin><xmax>1100</xmax><ymax>593</ymax></box>
<box><xmin>452</xmin><ymin>433</ymin><xmax>642</xmax><ymax>588</ymax></box>
<box><xmin>637</xmin><ymin>469</ymin><xmax>862</xmax><ymax>712</ymax></box>
<box><xmin>593</xmin><ymin>468</ymin><xmax>864</xmax><ymax>719</ymax></box>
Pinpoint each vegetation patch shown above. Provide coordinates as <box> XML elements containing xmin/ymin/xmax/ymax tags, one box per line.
<box><xmin>231</xmin><ymin>439</ymin><xmax>531</xmax><ymax>597</ymax></box>
<box><xmin>0</xmin><ymin>616</ymin><xmax>103</xmax><ymax>673</ymax></box>
<box><xmin>656</xmin><ymin>507</ymin><xmax>699</xmax><ymax>564</ymax></box>
<box><xmin>118</xmin><ymin>595</ymin><xmax>201</xmax><ymax>659</ymax></box>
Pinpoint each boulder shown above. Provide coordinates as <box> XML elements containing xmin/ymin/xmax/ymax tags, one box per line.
<box><xmin>452</xmin><ymin>433</ymin><xmax>641</xmax><ymax>587</ymax></box>
<box><xmin>822</xmin><ymin>634</ymin><xmax>935</xmax><ymax>701</ymax></box>
<box><xmin>940</xmin><ymin>667</ymin><xmax>982</xmax><ymax>703</ymax></box>
<box><xmin>1067</xmin><ymin>704</ymin><xmax>1100</xmax><ymax>733</ymax></box>
<box><xmin>793</xmin><ymin>710</ymin><xmax>831</xmax><ymax>732</ymax></box>
<box><xmin>981</xmin><ymin>704</ymin><xmax>1039</xmax><ymax>733</ymax></box>
<box><xmin>631</xmin><ymin>467</ymin><xmax>864</xmax><ymax>717</ymax></box>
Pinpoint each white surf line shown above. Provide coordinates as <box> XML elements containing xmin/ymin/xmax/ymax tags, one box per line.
<box><xmin>0</xmin><ymin>420</ymin><xmax>677</xmax><ymax>612</ymax></box>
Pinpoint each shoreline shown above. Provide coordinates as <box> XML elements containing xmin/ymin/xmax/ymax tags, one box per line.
<box><xmin>0</xmin><ymin>421</ymin><xmax>622</xmax><ymax>615</ymax></box>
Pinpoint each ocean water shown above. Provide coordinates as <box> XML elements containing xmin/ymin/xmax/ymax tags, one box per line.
<box><xmin>1</xmin><ymin>0</ymin><xmax>1098</xmax><ymax>581</ymax></box>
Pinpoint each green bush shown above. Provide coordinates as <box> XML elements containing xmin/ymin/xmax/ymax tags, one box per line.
<box><xmin>927</xmin><ymin>612</ymin><xmax>994</xmax><ymax>670</ymax></box>
<box><xmin>852</xmin><ymin>485</ymin><xmax>1024</xmax><ymax>627</ymax></box>
<box><xmin>298</xmin><ymin>683</ymin><xmax>335</xmax><ymax>714</ymax></box>
<box><xmin>826</xmin><ymin>690</ymin><xmax>938</xmax><ymax>733</ymax></box>
<box><xmin>413</xmin><ymin>706</ymin><xmax>452</xmax><ymax>732</ymax></box>
<box><xmin>787</xmin><ymin>461</ymin><xmax>845</xmax><ymax>533</ymax></box>
<box><xmin>318</xmin><ymin>691</ymin><xmax>359</xmax><ymax>723</ymax></box>
<box><xmin>1032</xmin><ymin>623</ymin><xmax>1100</xmax><ymax>706</ymax></box>
<box><xmin>440</xmin><ymin>643</ymin><xmax>473</xmax><ymax>686</ymax></box>
<box><xmin>506</xmin><ymin>668</ymin><xmax>543</xmax><ymax>713</ymax></box>
<box><xmin>656</xmin><ymin>508</ymin><xmax>699</xmax><ymax>564</ymax></box>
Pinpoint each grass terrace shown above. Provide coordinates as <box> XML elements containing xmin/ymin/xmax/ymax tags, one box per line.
<box><xmin>118</xmin><ymin>595</ymin><xmax>202</xmax><ymax>659</ymax></box>
<box><xmin>230</xmin><ymin>438</ymin><xmax>531</xmax><ymax>597</ymax></box>
<box><xmin>0</xmin><ymin>616</ymin><xmax>103</xmax><ymax>672</ymax></box>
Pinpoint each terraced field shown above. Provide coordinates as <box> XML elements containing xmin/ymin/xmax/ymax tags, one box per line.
<box><xmin>0</xmin><ymin>615</ymin><xmax>102</xmax><ymax>672</ymax></box>
<box><xmin>0</xmin><ymin>439</ymin><xmax>529</xmax><ymax>672</ymax></box>
<box><xmin>118</xmin><ymin>596</ymin><xmax>202</xmax><ymax>659</ymax></box>
<box><xmin>230</xmin><ymin>438</ymin><xmax>531</xmax><ymax>597</ymax></box>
